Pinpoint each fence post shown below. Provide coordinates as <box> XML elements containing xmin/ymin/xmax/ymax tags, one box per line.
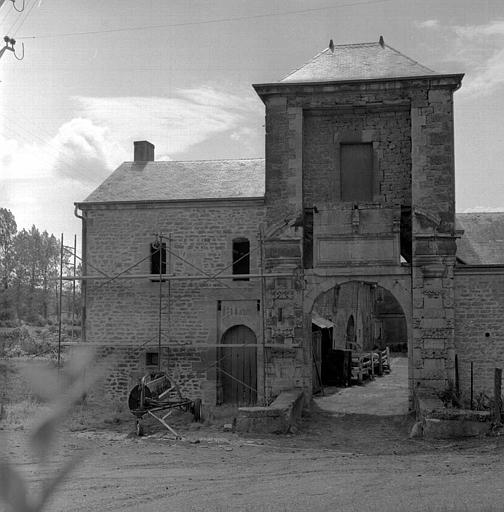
<box><xmin>494</xmin><ymin>368</ymin><xmax>502</xmax><ymax>424</ymax></box>
<box><xmin>470</xmin><ymin>361</ymin><xmax>474</xmax><ymax>410</ymax></box>
<box><xmin>455</xmin><ymin>354</ymin><xmax>459</xmax><ymax>398</ymax></box>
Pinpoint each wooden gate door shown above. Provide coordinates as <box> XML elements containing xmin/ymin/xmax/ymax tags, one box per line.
<box><xmin>220</xmin><ymin>325</ymin><xmax>257</xmax><ymax>405</ymax></box>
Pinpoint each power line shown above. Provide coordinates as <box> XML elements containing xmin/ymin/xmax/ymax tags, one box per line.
<box><xmin>12</xmin><ymin>0</ymin><xmax>37</xmax><ymax>37</ymax></box>
<box><xmin>0</xmin><ymin>2</ymin><xmax>18</xmax><ymax>28</ymax></box>
<box><xmin>7</xmin><ymin>0</ymin><xmax>30</xmax><ymax>34</ymax></box>
<box><xmin>17</xmin><ymin>0</ymin><xmax>395</xmax><ymax>40</ymax></box>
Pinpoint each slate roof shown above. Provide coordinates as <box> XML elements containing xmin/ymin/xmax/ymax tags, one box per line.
<box><xmin>456</xmin><ymin>213</ymin><xmax>504</xmax><ymax>265</ymax></box>
<box><xmin>81</xmin><ymin>159</ymin><xmax>265</xmax><ymax>203</ymax></box>
<box><xmin>281</xmin><ymin>40</ymin><xmax>437</xmax><ymax>83</ymax></box>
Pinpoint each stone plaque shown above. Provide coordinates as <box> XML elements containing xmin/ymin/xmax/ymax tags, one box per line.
<box><xmin>316</xmin><ymin>235</ymin><xmax>399</xmax><ymax>266</ymax></box>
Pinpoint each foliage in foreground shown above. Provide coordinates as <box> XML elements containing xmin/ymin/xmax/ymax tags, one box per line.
<box><xmin>0</xmin><ymin>349</ymin><xmax>97</xmax><ymax>512</ymax></box>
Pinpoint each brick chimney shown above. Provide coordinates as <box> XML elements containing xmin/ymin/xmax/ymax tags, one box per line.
<box><xmin>134</xmin><ymin>140</ymin><xmax>155</xmax><ymax>162</ymax></box>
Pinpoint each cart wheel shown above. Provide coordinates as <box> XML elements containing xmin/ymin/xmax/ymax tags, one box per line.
<box><xmin>192</xmin><ymin>399</ymin><xmax>202</xmax><ymax>422</ymax></box>
<box><xmin>136</xmin><ymin>420</ymin><xmax>144</xmax><ymax>437</ymax></box>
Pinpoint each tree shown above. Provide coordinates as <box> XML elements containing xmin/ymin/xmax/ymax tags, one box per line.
<box><xmin>39</xmin><ymin>231</ymin><xmax>60</xmax><ymax>319</ymax></box>
<box><xmin>0</xmin><ymin>208</ymin><xmax>17</xmax><ymax>290</ymax></box>
<box><xmin>0</xmin><ymin>209</ymin><xmax>17</xmax><ymax>323</ymax></box>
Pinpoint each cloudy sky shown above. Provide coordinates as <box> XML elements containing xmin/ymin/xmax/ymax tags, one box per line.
<box><xmin>1</xmin><ymin>0</ymin><xmax>504</xmax><ymax>244</ymax></box>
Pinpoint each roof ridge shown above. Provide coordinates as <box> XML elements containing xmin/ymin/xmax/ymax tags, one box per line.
<box><xmin>332</xmin><ymin>41</ymin><xmax>380</xmax><ymax>47</ymax></box>
<box><xmin>281</xmin><ymin>42</ymin><xmax>381</xmax><ymax>81</ymax></box>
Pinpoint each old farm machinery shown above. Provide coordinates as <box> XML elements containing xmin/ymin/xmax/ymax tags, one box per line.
<box><xmin>128</xmin><ymin>372</ymin><xmax>202</xmax><ymax>438</ymax></box>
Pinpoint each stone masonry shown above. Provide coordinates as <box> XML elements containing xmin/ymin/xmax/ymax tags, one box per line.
<box><xmin>78</xmin><ymin>41</ymin><xmax>504</xmax><ymax>408</ymax></box>
<box><xmin>81</xmin><ymin>200</ymin><xmax>265</xmax><ymax>402</ymax></box>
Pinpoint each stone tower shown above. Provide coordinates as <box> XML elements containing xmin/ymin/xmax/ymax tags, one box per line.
<box><xmin>253</xmin><ymin>38</ymin><xmax>463</xmax><ymax>400</ymax></box>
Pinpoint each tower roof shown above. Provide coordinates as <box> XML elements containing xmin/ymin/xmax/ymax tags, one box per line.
<box><xmin>281</xmin><ymin>38</ymin><xmax>437</xmax><ymax>83</ymax></box>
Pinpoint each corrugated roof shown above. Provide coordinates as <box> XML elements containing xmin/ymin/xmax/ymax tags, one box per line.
<box><xmin>456</xmin><ymin>213</ymin><xmax>504</xmax><ymax>265</ymax></box>
<box><xmin>312</xmin><ymin>312</ymin><xmax>334</xmax><ymax>329</ymax></box>
<box><xmin>81</xmin><ymin>159</ymin><xmax>265</xmax><ymax>203</ymax></box>
<box><xmin>281</xmin><ymin>40</ymin><xmax>437</xmax><ymax>83</ymax></box>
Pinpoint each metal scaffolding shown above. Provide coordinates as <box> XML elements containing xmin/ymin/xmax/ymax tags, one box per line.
<box><xmin>57</xmin><ymin>231</ymin><xmax>296</xmax><ymax>400</ymax></box>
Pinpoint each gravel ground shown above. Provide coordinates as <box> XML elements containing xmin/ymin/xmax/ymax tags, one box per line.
<box><xmin>2</xmin><ymin>358</ymin><xmax>503</xmax><ymax>512</ymax></box>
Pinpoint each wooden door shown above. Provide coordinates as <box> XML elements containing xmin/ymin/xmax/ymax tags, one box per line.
<box><xmin>220</xmin><ymin>325</ymin><xmax>257</xmax><ymax>405</ymax></box>
<box><xmin>340</xmin><ymin>143</ymin><xmax>373</xmax><ymax>202</ymax></box>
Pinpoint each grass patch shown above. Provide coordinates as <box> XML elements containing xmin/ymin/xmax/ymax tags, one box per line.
<box><xmin>1</xmin><ymin>398</ymin><xmax>43</xmax><ymax>427</ymax></box>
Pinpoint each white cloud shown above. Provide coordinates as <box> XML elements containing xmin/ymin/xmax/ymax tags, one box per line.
<box><xmin>418</xmin><ymin>19</ymin><xmax>504</xmax><ymax>96</ymax></box>
<box><xmin>0</xmin><ymin>134</ymin><xmax>53</xmax><ymax>181</ymax></box>
<box><xmin>416</xmin><ymin>19</ymin><xmax>439</xmax><ymax>29</ymax></box>
<box><xmin>0</xmin><ymin>84</ymin><xmax>264</xmax><ymax>238</ymax></box>
<box><xmin>453</xmin><ymin>20</ymin><xmax>504</xmax><ymax>39</ymax></box>
<box><xmin>51</xmin><ymin>118</ymin><xmax>125</xmax><ymax>183</ymax></box>
<box><xmin>0</xmin><ymin>118</ymin><xmax>124</xmax><ymax>184</ymax></box>
<box><xmin>461</xmin><ymin>46</ymin><xmax>504</xmax><ymax>95</ymax></box>
<box><xmin>74</xmin><ymin>85</ymin><xmax>263</xmax><ymax>159</ymax></box>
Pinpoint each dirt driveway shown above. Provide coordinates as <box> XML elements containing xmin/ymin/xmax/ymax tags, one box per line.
<box><xmin>3</xmin><ymin>395</ymin><xmax>504</xmax><ymax>512</ymax></box>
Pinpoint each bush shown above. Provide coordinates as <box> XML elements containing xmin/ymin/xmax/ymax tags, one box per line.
<box><xmin>0</xmin><ymin>319</ymin><xmax>19</xmax><ymax>328</ymax></box>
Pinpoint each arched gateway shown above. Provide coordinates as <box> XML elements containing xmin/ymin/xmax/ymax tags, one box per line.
<box><xmin>307</xmin><ymin>278</ymin><xmax>411</xmax><ymax>396</ymax></box>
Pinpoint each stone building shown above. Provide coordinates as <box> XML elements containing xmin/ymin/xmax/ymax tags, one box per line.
<box><xmin>76</xmin><ymin>38</ymin><xmax>504</xmax><ymax>408</ymax></box>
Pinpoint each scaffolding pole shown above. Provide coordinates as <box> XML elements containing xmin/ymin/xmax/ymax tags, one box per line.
<box><xmin>71</xmin><ymin>234</ymin><xmax>76</xmax><ymax>341</ymax></box>
<box><xmin>60</xmin><ymin>272</ymin><xmax>291</xmax><ymax>281</ymax></box>
<box><xmin>157</xmin><ymin>233</ymin><xmax>163</xmax><ymax>371</ymax></box>
<box><xmin>57</xmin><ymin>233</ymin><xmax>64</xmax><ymax>367</ymax></box>
<box><xmin>259</xmin><ymin>227</ymin><xmax>267</xmax><ymax>405</ymax></box>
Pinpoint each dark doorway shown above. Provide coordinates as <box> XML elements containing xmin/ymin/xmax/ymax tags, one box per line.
<box><xmin>219</xmin><ymin>325</ymin><xmax>257</xmax><ymax>405</ymax></box>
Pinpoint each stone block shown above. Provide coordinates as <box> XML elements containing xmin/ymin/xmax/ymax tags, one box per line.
<box><xmin>422</xmin><ymin>358</ymin><xmax>446</xmax><ymax>379</ymax></box>
<box><xmin>423</xmin><ymin>417</ymin><xmax>490</xmax><ymax>439</ymax></box>
<box><xmin>236</xmin><ymin>389</ymin><xmax>305</xmax><ymax>434</ymax></box>
<box><xmin>428</xmin><ymin>88</ymin><xmax>449</xmax><ymax>103</ymax></box>
<box><xmin>423</xmin><ymin>338</ymin><xmax>445</xmax><ymax>350</ymax></box>
<box><xmin>423</xmin><ymin>295</ymin><xmax>443</xmax><ymax>310</ymax></box>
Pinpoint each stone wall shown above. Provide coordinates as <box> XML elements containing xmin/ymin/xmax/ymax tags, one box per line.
<box><xmin>409</xmin><ymin>79</ymin><xmax>461</xmax><ymax>393</ymax></box>
<box><xmin>303</xmin><ymin>108</ymin><xmax>411</xmax><ymax>207</ymax></box>
<box><xmin>454</xmin><ymin>268</ymin><xmax>504</xmax><ymax>404</ymax></box>
<box><xmin>84</xmin><ymin>344</ymin><xmax>213</xmax><ymax>403</ymax></box>
<box><xmin>81</xmin><ymin>200</ymin><xmax>266</xmax><ymax>403</ymax></box>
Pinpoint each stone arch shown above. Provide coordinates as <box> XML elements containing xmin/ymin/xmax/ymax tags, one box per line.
<box><xmin>305</xmin><ymin>275</ymin><xmax>412</xmax><ymax>340</ymax></box>
<box><xmin>307</xmin><ymin>276</ymin><xmax>412</xmax><ymax>399</ymax></box>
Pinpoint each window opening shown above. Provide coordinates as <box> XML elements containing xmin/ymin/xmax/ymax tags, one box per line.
<box><xmin>233</xmin><ymin>238</ymin><xmax>250</xmax><ymax>281</ymax></box>
<box><xmin>145</xmin><ymin>352</ymin><xmax>159</xmax><ymax>367</ymax></box>
<box><xmin>150</xmin><ymin>242</ymin><xmax>166</xmax><ymax>275</ymax></box>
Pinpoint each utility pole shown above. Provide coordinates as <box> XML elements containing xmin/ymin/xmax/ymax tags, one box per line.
<box><xmin>1</xmin><ymin>0</ymin><xmax>26</xmax><ymax>62</ymax></box>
